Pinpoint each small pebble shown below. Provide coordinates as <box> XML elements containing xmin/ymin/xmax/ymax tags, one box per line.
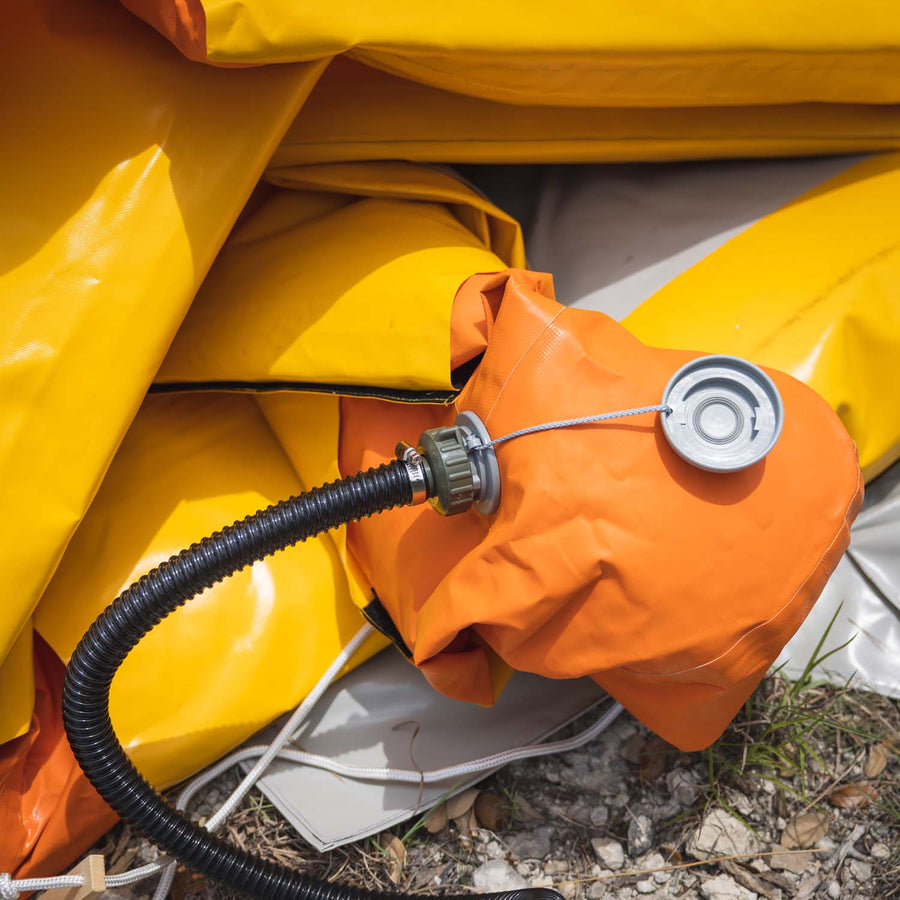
<box><xmin>870</xmin><ymin>842</ymin><xmax>890</xmax><ymax>860</ymax></box>
<box><xmin>472</xmin><ymin>860</ymin><xmax>529</xmax><ymax>893</ymax></box>
<box><xmin>826</xmin><ymin>880</ymin><xmax>842</xmax><ymax>899</ymax></box>
<box><xmin>638</xmin><ymin>851</ymin><xmax>668</xmax><ymax>884</ymax></box>
<box><xmin>589</xmin><ymin>806</ymin><xmax>610</xmax><ymax>827</ymax></box>
<box><xmin>628</xmin><ymin>814</ymin><xmax>654</xmax><ymax>857</ymax></box>
<box><xmin>635</xmin><ymin>880</ymin><xmax>656</xmax><ymax>894</ymax></box>
<box><xmin>849</xmin><ymin>860</ymin><xmax>873</xmax><ymax>883</ymax></box>
<box><xmin>666</xmin><ymin>769</ymin><xmax>699</xmax><ymax>807</ymax></box>
<box><xmin>591</xmin><ymin>837</ymin><xmax>625</xmax><ymax>871</ymax></box>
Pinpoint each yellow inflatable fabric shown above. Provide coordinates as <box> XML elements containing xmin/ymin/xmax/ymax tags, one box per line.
<box><xmin>124</xmin><ymin>0</ymin><xmax>900</xmax><ymax>109</ymax></box>
<box><xmin>0</xmin><ymin>0</ymin><xmax>319</xmax><ymax>743</ymax></box>
<box><xmin>157</xmin><ymin>162</ymin><xmax>523</xmax><ymax>392</ymax></box>
<box><xmin>625</xmin><ymin>153</ymin><xmax>900</xmax><ymax>481</ymax></box>
<box><xmin>34</xmin><ymin>393</ymin><xmax>385</xmax><ymax>788</ymax></box>
<box><xmin>275</xmin><ymin>58</ymin><xmax>900</xmax><ymax>167</ymax></box>
<box><xmin>33</xmin><ymin>164</ymin><xmax>522</xmax><ymax>786</ymax></box>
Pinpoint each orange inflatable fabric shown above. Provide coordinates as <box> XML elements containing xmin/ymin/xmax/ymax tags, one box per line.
<box><xmin>341</xmin><ymin>270</ymin><xmax>863</xmax><ymax>751</ymax></box>
<box><xmin>0</xmin><ymin>636</ymin><xmax>116</xmax><ymax>879</ymax></box>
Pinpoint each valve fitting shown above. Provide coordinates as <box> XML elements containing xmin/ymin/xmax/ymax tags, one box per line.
<box><xmin>397</xmin><ymin>411</ymin><xmax>500</xmax><ymax>516</ymax></box>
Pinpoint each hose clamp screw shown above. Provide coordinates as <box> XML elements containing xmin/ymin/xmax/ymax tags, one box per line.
<box><xmin>395</xmin><ymin>442</ymin><xmax>428</xmax><ymax>506</ymax></box>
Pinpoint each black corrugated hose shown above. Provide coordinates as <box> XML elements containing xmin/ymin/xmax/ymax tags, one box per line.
<box><xmin>62</xmin><ymin>460</ymin><xmax>562</xmax><ymax>900</ymax></box>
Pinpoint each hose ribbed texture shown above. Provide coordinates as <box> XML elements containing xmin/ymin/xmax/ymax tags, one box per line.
<box><xmin>62</xmin><ymin>460</ymin><xmax>561</xmax><ymax>900</ymax></box>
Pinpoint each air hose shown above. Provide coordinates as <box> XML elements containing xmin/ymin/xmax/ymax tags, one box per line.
<box><xmin>61</xmin><ymin>416</ymin><xmax>557</xmax><ymax>900</ymax></box>
<box><xmin>60</xmin><ymin>365</ymin><xmax>785</xmax><ymax>899</ymax></box>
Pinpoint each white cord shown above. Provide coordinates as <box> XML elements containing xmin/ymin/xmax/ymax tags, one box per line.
<box><xmin>0</xmin><ymin>623</ymin><xmax>624</xmax><ymax>900</ymax></box>
<box><xmin>149</xmin><ymin>693</ymin><xmax>622</xmax><ymax>900</ymax></box>
<box><xmin>0</xmin><ymin>873</ymin><xmax>82</xmax><ymax>899</ymax></box>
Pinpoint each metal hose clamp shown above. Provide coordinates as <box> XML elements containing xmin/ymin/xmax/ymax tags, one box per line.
<box><xmin>395</xmin><ymin>442</ymin><xmax>429</xmax><ymax>505</ymax></box>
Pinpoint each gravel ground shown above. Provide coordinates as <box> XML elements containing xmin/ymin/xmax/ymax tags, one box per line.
<box><xmin>93</xmin><ymin>674</ymin><xmax>899</xmax><ymax>900</ymax></box>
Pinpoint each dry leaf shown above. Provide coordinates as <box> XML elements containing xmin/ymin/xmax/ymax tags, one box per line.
<box><xmin>620</xmin><ymin>731</ymin><xmax>645</xmax><ymax>764</ymax></box>
<box><xmin>639</xmin><ymin>734</ymin><xmax>677</xmax><ymax>781</ymax></box>
<box><xmin>423</xmin><ymin>801</ymin><xmax>448</xmax><ymax>834</ymax></box>
<box><xmin>661</xmin><ymin>846</ymin><xmax>682</xmax><ymax>866</ymax></box>
<box><xmin>780</xmin><ymin>811</ymin><xmax>829</xmax><ymax>849</ymax></box>
<box><xmin>769</xmin><ymin>845</ymin><xmax>814</xmax><ymax>874</ymax></box>
<box><xmin>829</xmin><ymin>782</ymin><xmax>878</xmax><ymax>809</ymax></box>
<box><xmin>864</xmin><ymin>742</ymin><xmax>890</xmax><ymax>779</ymax></box>
<box><xmin>453</xmin><ymin>806</ymin><xmax>478</xmax><ymax>838</ymax></box>
<box><xmin>474</xmin><ymin>791</ymin><xmax>508</xmax><ymax>831</ymax></box>
<box><xmin>383</xmin><ymin>834</ymin><xmax>406</xmax><ymax>884</ymax></box>
<box><xmin>446</xmin><ymin>787</ymin><xmax>480</xmax><ymax>820</ymax></box>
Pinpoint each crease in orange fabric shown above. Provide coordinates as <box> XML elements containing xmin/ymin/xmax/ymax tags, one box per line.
<box><xmin>0</xmin><ymin>636</ymin><xmax>116</xmax><ymax>878</ymax></box>
<box><xmin>342</xmin><ymin>269</ymin><xmax>863</xmax><ymax>751</ymax></box>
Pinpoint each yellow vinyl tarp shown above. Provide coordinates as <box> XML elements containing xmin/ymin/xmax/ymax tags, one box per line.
<box><xmin>0</xmin><ymin>0</ymin><xmax>318</xmax><ymax>744</ymax></box>
<box><xmin>4</xmin><ymin>0</ymin><xmax>900</xmax><ymax>878</ymax></box>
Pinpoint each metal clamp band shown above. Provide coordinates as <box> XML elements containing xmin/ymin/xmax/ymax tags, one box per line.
<box><xmin>395</xmin><ymin>442</ymin><xmax>428</xmax><ymax>505</ymax></box>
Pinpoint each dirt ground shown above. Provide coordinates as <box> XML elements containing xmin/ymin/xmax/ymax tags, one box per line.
<box><xmin>94</xmin><ymin>671</ymin><xmax>899</xmax><ymax>900</ymax></box>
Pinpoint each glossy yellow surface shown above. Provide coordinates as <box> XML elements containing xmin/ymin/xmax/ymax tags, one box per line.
<box><xmin>198</xmin><ymin>0</ymin><xmax>900</xmax><ymax>108</ymax></box>
<box><xmin>0</xmin><ymin>628</ymin><xmax>34</xmax><ymax>741</ymax></box>
<box><xmin>0</xmin><ymin>0</ymin><xmax>319</xmax><ymax>742</ymax></box>
<box><xmin>28</xmin><ymin>158</ymin><xmax>517</xmax><ymax>783</ymax></box>
<box><xmin>276</xmin><ymin>60</ymin><xmax>900</xmax><ymax>166</ymax></box>
<box><xmin>158</xmin><ymin>162</ymin><xmax>522</xmax><ymax>390</ymax></box>
<box><xmin>34</xmin><ymin>394</ymin><xmax>384</xmax><ymax>787</ymax></box>
<box><xmin>625</xmin><ymin>153</ymin><xmax>900</xmax><ymax>481</ymax></box>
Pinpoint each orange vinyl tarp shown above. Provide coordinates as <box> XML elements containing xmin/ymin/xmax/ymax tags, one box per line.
<box><xmin>341</xmin><ymin>270</ymin><xmax>863</xmax><ymax>751</ymax></box>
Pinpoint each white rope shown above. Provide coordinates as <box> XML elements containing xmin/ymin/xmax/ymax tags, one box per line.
<box><xmin>0</xmin><ymin>872</ymin><xmax>83</xmax><ymax>899</ymax></box>
<box><xmin>1</xmin><ymin>624</ymin><xmax>624</xmax><ymax>900</ymax></box>
<box><xmin>481</xmin><ymin>404</ymin><xmax>670</xmax><ymax>448</ymax></box>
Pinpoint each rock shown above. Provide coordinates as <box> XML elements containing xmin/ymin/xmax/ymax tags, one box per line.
<box><xmin>587</xmin><ymin>883</ymin><xmax>607</xmax><ymax>900</ymax></box>
<box><xmin>667</xmin><ymin>769</ymin><xmax>699</xmax><ymax>807</ymax></box>
<box><xmin>769</xmin><ymin>844</ymin><xmax>814</xmax><ymax>874</ymax></box>
<box><xmin>472</xmin><ymin>860</ymin><xmax>529</xmax><ymax>893</ymax></box>
<box><xmin>870</xmin><ymin>842</ymin><xmax>890</xmax><ymax>860</ymax></box>
<box><xmin>796</xmin><ymin>873</ymin><xmax>821</xmax><ymax>898</ymax></box>
<box><xmin>699</xmin><ymin>873</ymin><xmax>758</xmax><ymax>900</ymax></box>
<box><xmin>636</xmin><ymin>880</ymin><xmax>656</xmax><ymax>894</ymax></box>
<box><xmin>638</xmin><ymin>851</ymin><xmax>669</xmax><ymax>884</ymax></box>
<box><xmin>544</xmin><ymin>860</ymin><xmax>568</xmax><ymax>876</ymax></box>
<box><xmin>531</xmin><ymin>874</ymin><xmax>554</xmax><ymax>889</ymax></box>
<box><xmin>849</xmin><ymin>860</ymin><xmax>873</xmax><ymax>882</ymax></box>
<box><xmin>591</xmin><ymin>837</ymin><xmax>625</xmax><ymax>871</ymax></box>
<box><xmin>589</xmin><ymin>805</ymin><xmax>610</xmax><ymax>827</ymax></box>
<box><xmin>826</xmin><ymin>880</ymin><xmax>841</xmax><ymax>899</ymax></box>
<box><xmin>687</xmin><ymin>809</ymin><xmax>760</xmax><ymax>860</ymax></box>
<box><xmin>509</xmin><ymin>826</ymin><xmax>554</xmax><ymax>860</ymax></box>
<box><xmin>558</xmin><ymin>883</ymin><xmax>577</xmax><ymax>900</ymax></box>
<box><xmin>723</xmin><ymin>787</ymin><xmax>753</xmax><ymax>817</ymax></box>
<box><xmin>567</xmin><ymin>797</ymin><xmax>592</xmax><ymax>822</ymax></box>
<box><xmin>628</xmin><ymin>814</ymin><xmax>654</xmax><ymax>856</ymax></box>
